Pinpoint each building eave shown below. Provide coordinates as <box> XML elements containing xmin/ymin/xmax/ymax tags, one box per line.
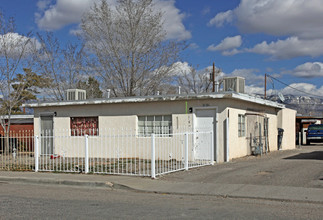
<box><xmin>0</xmin><ymin>115</ymin><xmax>34</xmax><ymax>119</ymax></box>
<box><xmin>227</xmin><ymin>93</ymin><xmax>285</xmax><ymax>108</ymax></box>
<box><xmin>23</xmin><ymin>92</ymin><xmax>285</xmax><ymax>109</ymax></box>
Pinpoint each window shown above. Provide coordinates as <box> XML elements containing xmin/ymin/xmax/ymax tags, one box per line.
<box><xmin>238</xmin><ymin>114</ymin><xmax>245</xmax><ymax>137</ymax></box>
<box><xmin>138</xmin><ymin>115</ymin><xmax>172</xmax><ymax>136</ymax></box>
<box><xmin>70</xmin><ymin>117</ymin><xmax>98</xmax><ymax>136</ymax></box>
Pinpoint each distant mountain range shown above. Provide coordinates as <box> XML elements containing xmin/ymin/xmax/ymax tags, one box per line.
<box><xmin>265</xmin><ymin>94</ymin><xmax>323</xmax><ymax>117</ymax></box>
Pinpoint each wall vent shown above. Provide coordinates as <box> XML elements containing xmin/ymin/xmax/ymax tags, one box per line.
<box><xmin>223</xmin><ymin>77</ymin><xmax>245</xmax><ymax>93</ymax></box>
<box><xmin>66</xmin><ymin>89</ymin><xmax>86</xmax><ymax>101</ymax></box>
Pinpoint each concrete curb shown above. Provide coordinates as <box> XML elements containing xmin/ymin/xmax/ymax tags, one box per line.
<box><xmin>0</xmin><ymin>176</ymin><xmax>114</xmax><ymax>189</ymax></box>
<box><xmin>125</xmin><ymin>188</ymin><xmax>323</xmax><ymax>205</ymax></box>
<box><xmin>115</xmin><ymin>184</ymin><xmax>323</xmax><ymax>205</ymax></box>
<box><xmin>0</xmin><ymin>175</ymin><xmax>140</xmax><ymax>193</ymax></box>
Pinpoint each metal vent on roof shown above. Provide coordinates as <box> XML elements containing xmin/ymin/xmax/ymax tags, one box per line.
<box><xmin>223</xmin><ymin>77</ymin><xmax>245</xmax><ymax>93</ymax></box>
<box><xmin>66</xmin><ymin>89</ymin><xmax>86</xmax><ymax>101</ymax></box>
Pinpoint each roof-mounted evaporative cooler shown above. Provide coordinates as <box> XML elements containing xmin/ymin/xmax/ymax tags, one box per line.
<box><xmin>66</xmin><ymin>89</ymin><xmax>86</xmax><ymax>101</ymax></box>
<box><xmin>223</xmin><ymin>77</ymin><xmax>245</xmax><ymax>93</ymax></box>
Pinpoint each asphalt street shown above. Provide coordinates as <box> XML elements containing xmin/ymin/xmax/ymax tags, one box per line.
<box><xmin>0</xmin><ymin>183</ymin><xmax>322</xmax><ymax>220</ymax></box>
<box><xmin>0</xmin><ymin>144</ymin><xmax>322</xmax><ymax>219</ymax></box>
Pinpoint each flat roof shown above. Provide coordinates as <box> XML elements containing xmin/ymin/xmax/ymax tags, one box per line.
<box><xmin>0</xmin><ymin>115</ymin><xmax>34</xmax><ymax>119</ymax></box>
<box><xmin>23</xmin><ymin>92</ymin><xmax>285</xmax><ymax>109</ymax></box>
<box><xmin>0</xmin><ymin>115</ymin><xmax>34</xmax><ymax>124</ymax></box>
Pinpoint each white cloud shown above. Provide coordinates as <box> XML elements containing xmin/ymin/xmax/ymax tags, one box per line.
<box><xmin>0</xmin><ymin>33</ymin><xmax>40</xmax><ymax>58</ymax></box>
<box><xmin>247</xmin><ymin>37</ymin><xmax>323</xmax><ymax>59</ymax></box>
<box><xmin>202</xmin><ymin>7</ymin><xmax>211</xmax><ymax>16</ymax></box>
<box><xmin>188</xmin><ymin>43</ymin><xmax>199</xmax><ymax>49</ymax></box>
<box><xmin>169</xmin><ymin>62</ymin><xmax>225</xmax><ymax>79</ymax></box>
<box><xmin>284</xmin><ymin>62</ymin><xmax>323</xmax><ymax>78</ymax></box>
<box><xmin>245</xmin><ymin>85</ymin><xmax>265</xmax><ymax>95</ymax></box>
<box><xmin>208</xmin><ymin>10</ymin><xmax>233</xmax><ymax>27</ymax></box>
<box><xmin>36</xmin><ymin>0</ymin><xmax>103</xmax><ymax>30</ymax></box>
<box><xmin>233</xmin><ymin>0</ymin><xmax>323</xmax><ymax>39</ymax></box>
<box><xmin>35</xmin><ymin>0</ymin><xmax>191</xmax><ymax>40</ymax></box>
<box><xmin>208</xmin><ymin>35</ymin><xmax>242</xmax><ymax>51</ymax></box>
<box><xmin>225</xmin><ymin>67</ymin><xmax>323</xmax><ymax>97</ymax></box>
<box><xmin>229</xmin><ymin>68</ymin><xmax>263</xmax><ymax>86</ymax></box>
<box><xmin>37</xmin><ymin>0</ymin><xmax>51</xmax><ymax>10</ymax></box>
<box><xmin>209</xmin><ymin>0</ymin><xmax>323</xmax><ymax>59</ymax></box>
<box><xmin>198</xmin><ymin>65</ymin><xmax>225</xmax><ymax>78</ymax></box>
<box><xmin>208</xmin><ymin>35</ymin><xmax>242</xmax><ymax>55</ymax></box>
<box><xmin>245</xmin><ymin>83</ymin><xmax>323</xmax><ymax>97</ymax></box>
<box><xmin>211</xmin><ymin>0</ymin><xmax>323</xmax><ymax>39</ymax></box>
<box><xmin>69</xmin><ymin>24</ymin><xmax>82</xmax><ymax>36</ymax></box>
<box><xmin>221</xmin><ymin>48</ymin><xmax>241</xmax><ymax>56</ymax></box>
<box><xmin>169</xmin><ymin>61</ymin><xmax>192</xmax><ymax>76</ymax></box>
<box><xmin>281</xmin><ymin>83</ymin><xmax>323</xmax><ymax>97</ymax></box>
<box><xmin>155</xmin><ymin>0</ymin><xmax>191</xmax><ymax>40</ymax></box>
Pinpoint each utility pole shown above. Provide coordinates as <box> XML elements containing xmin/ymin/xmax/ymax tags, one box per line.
<box><xmin>264</xmin><ymin>73</ymin><xmax>267</xmax><ymax>99</ymax></box>
<box><xmin>212</xmin><ymin>62</ymin><xmax>215</xmax><ymax>93</ymax></box>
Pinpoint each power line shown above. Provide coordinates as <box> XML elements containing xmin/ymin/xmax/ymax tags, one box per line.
<box><xmin>266</xmin><ymin>74</ymin><xmax>323</xmax><ymax>99</ymax></box>
<box><xmin>288</xmin><ymin>103</ymin><xmax>323</xmax><ymax>105</ymax></box>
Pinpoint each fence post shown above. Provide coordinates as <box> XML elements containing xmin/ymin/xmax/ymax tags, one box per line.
<box><xmin>210</xmin><ymin>131</ymin><xmax>214</xmax><ymax>165</ymax></box>
<box><xmin>85</xmin><ymin>135</ymin><xmax>89</xmax><ymax>174</ymax></box>
<box><xmin>298</xmin><ymin>132</ymin><xmax>301</xmax><ymax>148</ymax></box>
<box><xmin>225</xmin><ymin>118</ymin><xmax>230</xmax><ymax>162</ymax></box>
<box><xmin>151</xmin><ymin>133</ymin><xmax>156</xmax><ymax>179</ymax></box>
<box><xmin>184</xmin><ymin>132</ymin><xmax>189</xmax><ymax>170</ymax></box>
<box><xmin>34</xmin><ymin>135</ymin><xmax>39</xmax><ymax>172</ymax></box>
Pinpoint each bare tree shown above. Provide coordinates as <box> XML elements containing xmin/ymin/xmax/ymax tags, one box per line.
<box><xmin>0</xmin><ymin>11</ymin><xmax>36</xmax><ymax>154</ymax></box>
<box><xmin>177</xmin><ymin>65</ymin><xmax>213</xmax><ymax>94</ymax></box>
<box><xmin>77</xmin><ymin>76</ymin><xmax>103</xmax><ymax>99</ymax></box>
<box><xmin>35</xmin><ymin>32</ymin><xmax>88</xmax><ymax>101</ymax></box>
<box><xmin>81</xmin><ymin>0</ymin><xmax>185</xmax><ymax>97</ymax></box>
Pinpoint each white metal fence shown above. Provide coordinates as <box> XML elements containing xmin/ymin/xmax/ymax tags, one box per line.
<box><xmin>1</xmin><ymin>129</ymin><xmax>214</xmax><ymax>178</ymax></box>
<box><xmin>0</xmin><ymin>130</ymin><xmax>35</xmax><ymax>171</ymax></box>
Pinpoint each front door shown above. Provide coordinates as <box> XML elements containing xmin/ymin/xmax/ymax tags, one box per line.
<box><xmin>40</xmin><ymin>116</ymin><xmax>53</xmax><ymax>155</ymax></box>
<box><xmin>194</xmin><ymin>108</ymin><xmax>216</xmax><ymax>160</ymax></box>
<box><xmin>246</xmin><ymin>114</ymin><xmax>266</xmax><ymax>155</ymax></box>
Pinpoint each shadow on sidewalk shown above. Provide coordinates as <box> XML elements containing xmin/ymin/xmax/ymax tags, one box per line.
<box><xmin>284</xmin><ymin>151</ymin><xmax>323</xmax><ymax>160</ymax></box>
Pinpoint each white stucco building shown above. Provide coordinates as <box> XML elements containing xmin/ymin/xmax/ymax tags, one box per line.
<box><xmin>24</xmin><ymin>91</ymin><xmax>296</xmax><ymax>163</ymax></box>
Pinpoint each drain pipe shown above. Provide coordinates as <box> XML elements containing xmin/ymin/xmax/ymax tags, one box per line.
<box><xmin>215</xmin><ymin>81</ymin><xmax>219</xmax><ymax>93</ymax></box>
<box><xmin>106</xmin><ymin>89</ymin><xmax>111</xmax><ymax>98</ymax></box>
<box><xmin>225</xmin><ymin>109</ymin><xmax>230</xmax><ymax>162</ymax></box>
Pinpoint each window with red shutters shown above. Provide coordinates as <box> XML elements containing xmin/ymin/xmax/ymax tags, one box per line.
<box><xmin>70</xmin><ymin>117</ymin><xmax>98</xmax><ymax>136</ymax></box>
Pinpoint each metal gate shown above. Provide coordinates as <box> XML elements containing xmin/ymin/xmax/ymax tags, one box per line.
<box><xmin>194</xmin><ymin>108</ymin><xmax>216</xmax><ymax>161</ymax></box>
<box><xmin>246</xmin><ymin>114</ymin><xmax>269</xmax><ymax>155</ymax></box>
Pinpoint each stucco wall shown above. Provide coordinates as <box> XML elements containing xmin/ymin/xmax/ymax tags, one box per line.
<box><xmin>99</xmin><ymin>116</ymin><xmax>137</xmax><ymax>131</ymax></box>
<box><xmin>34</xmin><ymin>114</ymin><xmax>194</xmax><ymax>134</ymax></box>
<box><xmin>278</xmin><ymin>108</ymin><xmax>296</xmax><ymax>150</ymax></box>
<box><xmin>34</xmin><ymin>113</ymin><xmax>198</xmax><ymax>161</ymax></box>
<box><xmin>227</xmin><ymin>108</ymin><xmax>248</xmax><ymax>160</ymax></box>
<box><xmin>32</xmin><ymin>97</ymin><xmax>295</xmax><ymax>161</ymax></box>
<box><xmin>267</xmin><ymin>113</ymin><xmax>278</xmax><ymax>151</ymax></box>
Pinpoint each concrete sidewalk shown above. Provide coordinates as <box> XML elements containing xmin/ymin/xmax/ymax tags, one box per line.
<box><xmin>1</xmin><ymin>171</ymin><xmax>323</xmax><ymax>204</ymax></box>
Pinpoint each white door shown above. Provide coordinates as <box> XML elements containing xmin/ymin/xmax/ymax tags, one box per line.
<box><xmin>41</xmin><ymin>116</ymin><xmax>53</xmax><ymax>155</ymax></box>
<box><xmin>195</xmin><ymin>108</ymin><xmax>216</xmax><ymax>160</ymax></box>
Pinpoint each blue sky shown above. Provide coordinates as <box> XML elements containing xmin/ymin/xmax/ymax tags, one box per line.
<box><xmin>1</xmin><ymin>0</ymin><xmax>323</xmax><ymax>97</ymax></box>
